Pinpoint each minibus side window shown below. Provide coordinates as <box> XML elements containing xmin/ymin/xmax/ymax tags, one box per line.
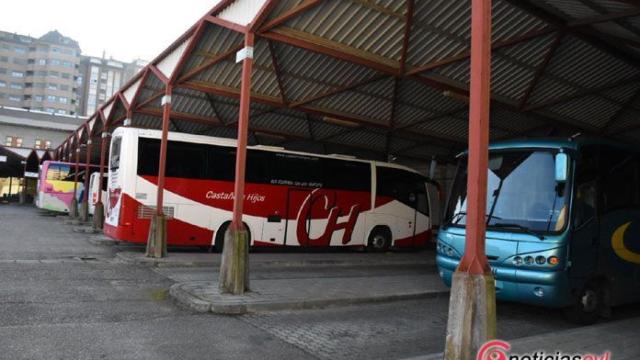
<box><xmin>110</xmin><ymin>137</ymin><xmax>122</xmax><ymax>171</ymax></box>
<box><xmin>573</xmin><ymin>147</ymin><xmax>598</xmax><ymax>229</ymax></box>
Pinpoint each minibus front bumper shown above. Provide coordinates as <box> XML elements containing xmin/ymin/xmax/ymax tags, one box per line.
<box><xmin>436</xmin><ymin>254</ymin><xmax>572</xmax><ymax>308</ymax></box>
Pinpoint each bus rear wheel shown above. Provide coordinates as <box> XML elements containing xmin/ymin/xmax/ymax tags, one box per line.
<box><xmin>368</xmin><ymin>227</ymin><xmax>391</xmax><ymax>252</ymax></box>
<box><xmin>213</xmin><ymin>222</ymin><xmax>251</xmax><ymax>253</ymax></box>
<box><xmin>564</xmin><ymin>281</ymin><xmax>604</xmax><ymax>325</ymax></box>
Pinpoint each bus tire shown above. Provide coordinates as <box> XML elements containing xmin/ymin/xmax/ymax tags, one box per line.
<box><xmin>367</xmin><ymin>226</ymin><xmax>391</xmax><ymax>252</ymax></box>
<box><xmin>213</xmin><ymin>221</ymin><xmax>251</xmax><ymax>253</ymax></box>
<box><xmin>564</xmin><ymin>281</ymin><xmax>604</xmax><ymax>325</ymax></box>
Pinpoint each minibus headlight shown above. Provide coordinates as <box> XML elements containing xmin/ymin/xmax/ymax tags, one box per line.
<box><xmin>524</xmin><ymin>256</ymin><xmax>534</xmax><ymax>265</ymax></box>
<box><xmin>446</xmin><ymin>247</ymin><xmax>454</xmax><ymax>257</ymax></box>
<box><xmin>547</xmin><ymin>256</ymin><xmax>560</xmax><ymax>266</ymax></box>
<box><xmin>535</xmin><ymin>256</ymin><xmax>546</xmax><ymax>265</ymax></box>
<box><xmin>513</xmin><ymin>256</ymin><xmax>523</xmax><ymax>266</ymax></box>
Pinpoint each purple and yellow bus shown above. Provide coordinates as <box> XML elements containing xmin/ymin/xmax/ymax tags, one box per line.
<box><xmin>36</xmin><ymin>161</ymin><xmax>100</xmax><ymax>213</ymax></box>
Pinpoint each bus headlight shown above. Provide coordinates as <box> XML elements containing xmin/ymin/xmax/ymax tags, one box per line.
<box><xmin>437</xmin><ymin>242</ymin><xmax>457</xmax><ymax>257</ymax></box>
<box><xmin>535</xmin><ymin>256</ymin><xmax>546</xmax><ymax>265</ymax></box>
<box><xmin>524</xmin><ymin>256</ymin><xmax>534</xmax><ymax>265</ymax></box>
<box><xmin>513</xmin><ymin>256</ymin><xmax>523</xmax><ymax>266</ymax></box>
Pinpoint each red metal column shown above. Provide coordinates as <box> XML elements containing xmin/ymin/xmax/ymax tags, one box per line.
<box><xmin>156</xmin><ymin>85</ymin><xmax>173</xmax><ymax>216</ymax></box>
<box><xmin>97</xmin><ymin>133</ymin><xmax>108</xmax><ymax>204</ymax></box>
<box><xmin>231</xmin><ymin>32</ymin><xmax>255</xmax><ymax>231</ymax></box>
<box><xmin>456</xmin><ymin>0</ymin><xmax>492</xmax><ymax>275</ymax></box>
<box><xmin>83</xmin><ymin>140</ymin><xmax>92</xmax><ymax>205</ymax></box>
<box><xmin>73</xmin><ymin>147</ymin><xmax>80</xmax><ymax>195</ymax></box>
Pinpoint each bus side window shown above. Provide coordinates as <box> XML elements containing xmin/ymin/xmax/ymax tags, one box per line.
<box><xmin>573</xmin><ymin>146</ymin><xmax>599</xmax><ymax>229</ymax></box>
<box><xmin>600</xmin><ymin>147</ymin><xmax>638</xmax><ymax>212</ymax></box>
<box><xmin>110</xmin><ymin>137</ymin><xmax>122</xmax><ymax>171</ymax></box>
<box><xmin>574</xmin><ymin>181</ymin><xmax>597</xmax><ymax>229</ymax></box>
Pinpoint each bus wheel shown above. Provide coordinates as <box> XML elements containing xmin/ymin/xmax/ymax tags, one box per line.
<box><xmin>213</xmin><ymin>222</ymin><xmax>251</xmax><ymax>253</ymax></box>
<box><xmin>564</xmin><ymin>281</ymin><xmax>604</xmax><ymax>325</ymax></box>
<box><xmin>367</xmin><ymin>227</ymin><xmax>391</xmax><ymax>252</ymax></box>
<box><xmin>213</xmin><ymin>222</ymin><xmax>230</xmax><ymax>253</ymax></box>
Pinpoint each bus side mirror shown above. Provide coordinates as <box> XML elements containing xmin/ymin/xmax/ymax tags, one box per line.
<box><xmin>555</xmin><ymin>152</ymin><xmax>568</xmax><ymax>183</ymax></box>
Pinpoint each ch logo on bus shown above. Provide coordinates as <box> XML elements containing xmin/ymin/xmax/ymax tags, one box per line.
<box><xmin>296</xmin><ymin>188</ymin><xmax>360</xmax><ymax>247</ymax></box>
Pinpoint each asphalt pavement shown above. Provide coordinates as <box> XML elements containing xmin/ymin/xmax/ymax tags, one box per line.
<box><xmin>1</xmin><ymin>204</ymin><xmax>634</xmax><ymax>360</ymax></box>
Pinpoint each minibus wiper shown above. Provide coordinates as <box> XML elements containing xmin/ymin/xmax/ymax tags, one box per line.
<box><xmin>491</xmin><ymin>223</ymin><xmax>544</xmax><ymax>240</ymax></box>
<box><xmin>445</xmin><ymin>212</ymin><xmax>502</xmax><ymax>226</ymax></box>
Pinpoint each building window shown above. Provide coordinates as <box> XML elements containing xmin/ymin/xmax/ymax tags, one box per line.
<box><xmin>58</xmin><ymin>96</ymin><xmax>68</xmax><ymax>104</ymax></box>
<box><xmin>13</xmin><ymin>58</ymin><xmax>25</xmax><ymax>65</ymax></box>
<box><xmin>11</xmin><ymin>71</ymin><xmax>24</xmax><ymax>78</ymax></box>
<box><xmin>50</xmin><ymin>59</ymin><xmax>61</xmax><ymax>66</ymax></box>
<box><xmin>5</xmin><ymin>136</ymin><xmax>23</xmax><ymax>147</ymax></box>
<box><xmin>61</xmin><ymin>73</ymin><xmax>70</xmax><ymax>79</ymax></box>
<box><xmin>0</xmin><ymin>80</ymin><xmax>5</xmax><ymax>87</ymax></box>
<box><xmin>34</xmin><ymin>95</ymin><xmax>43</xmax><ymax>102</ymax></box>
<box><xmin>8</xmin><ymin>95</ymin><xmax>21</xmax><ymax>102</ymax></box>
<box><xmin>14</xmin><ymin>47</ymin><xmax>27</xmax><ymax>54</ymax></box>
<box><xmin>34</xmin><ymin>139</ymin><xmax>43</xmax><ymax>149</ymax></box>
<box><xmin>47</xmin><ymin>95</ymin><xmax>56</xmax><ymax>102</ymax></box>
<box><xmin>60</xmin><ymin>84</ymin><xmax>69</xmax><ymax>91</ymax></box>
<box><xmin>55</xmin><ymin>109</ymin><xmax>66</xmax><ymax>114</ymax></box>
<box><xmin>62</xmin><ymin>61</ymin><xmax>73</xmax><ymax>68</ymax></box>
<box><xmin>0</xmin><ymin>67</ymin><xmax>6</xmax><ymax>74</ymax></box>
<box><xmin>10</xmin><ymin>82</ymin><xmax>23</xmax><ymax>89</ymax></box>
<box><xmin>45</xmin><ymin>140</ymin><xmax>52</xmax><ymax>149</ymax></box>
<box><xmin>37</xmin><ymin>59</ymin><xmax>46</xmax><ymax>65</ymax></box>
<box><xmin>0</xmin><ymin>56</ymin><xmax>8</xmax><ymax>62</ymax></box>
<box><xmin>45</xmin><ymin>108</ymin><xmax>55</xmax><ymax>113</ymax></box>
<box><xmin>47</xmin><ymin>83</ymin><xmax>57</xmax><ymax>90</ymax></box>
<box><xmin>49</xmin><ymin>71</ymin><xmax>59</xmax><ymax>78</ymax></box>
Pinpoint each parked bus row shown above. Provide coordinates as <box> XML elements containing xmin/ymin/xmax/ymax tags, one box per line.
<box><xmin>38</xmin><ymin>130</ymin><xmax>640</xmax><ymax>323</ymax></box>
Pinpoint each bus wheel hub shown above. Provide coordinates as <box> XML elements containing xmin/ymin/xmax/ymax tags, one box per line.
<box><xmin>581</xmin><ymin>289</ymin><xmax>598</xmax><ymax>312</ymax></box>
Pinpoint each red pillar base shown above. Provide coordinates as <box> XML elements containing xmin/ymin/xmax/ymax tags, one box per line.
<box><xmin>444</xmin><ymin>271</ymin><xmax>497</xmax><ymax>360</ymax></box>
<box><xmin>218</xmin><ymin>227</ymin><xmax>250</xmax><ymax>295</ymax></box>
<box><xmin>146</xmin><ymin>214</ymin><xmax>167</xmax><ymax>258</ymax></box>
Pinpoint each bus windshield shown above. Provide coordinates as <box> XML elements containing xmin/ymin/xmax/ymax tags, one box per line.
<box><xmin>46</xmin><ymin>163</ymin><xmax>71</xmax><ymax>181</ymax></box>
<box><xmin>446</xmin><ymin>150</ymin><xmax>569</xmax><ymax>234</ymax></box>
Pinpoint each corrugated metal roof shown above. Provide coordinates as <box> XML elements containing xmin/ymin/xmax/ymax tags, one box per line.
<box><xmin>60</xmin><ymin>0</ymin><xmax>640</xmax><ymax>164</ymax></box>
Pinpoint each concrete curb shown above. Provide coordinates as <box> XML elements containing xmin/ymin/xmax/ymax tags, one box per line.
<box><xmin>73</xmin><ymin>226</ymin><xmax>100</xmax><ymax>234</ymax></box>
<box><xmin>169</xmin><ymin>282</ymin><xmax>449</xmax><ymax>315</ymax></box>
<box><xmin>87</xmin><ymin>235</ymin><xmax>120</xmax><ymax>246</ymax></box>
<box><xmin>64</xmin><ymin>219</ymin><xmax>91</xmax><ymax>226</ymax></box>
<box><xmin>115</xmin><ymin>252</ymin><xmax>434</xmax><ymax>269</ymax></box>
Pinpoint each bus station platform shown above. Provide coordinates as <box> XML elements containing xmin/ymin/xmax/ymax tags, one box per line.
<box><xmin>169</xmin><ymin>272</ymin><xmax>448</xmax><ymax>315</ymax></box>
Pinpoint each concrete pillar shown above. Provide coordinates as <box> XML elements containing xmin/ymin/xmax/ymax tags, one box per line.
<box><xmin>146</xmin><ymin>214</ymin><xmax>167</xmax><ymax>258</ymax></box>
<box><xmin>219</xmin><ymin>227</ymin><xmax>250</xmax><ymax>294</ymax></box>
<box><xmin>219</xmin><ymin>32</ymin><xmax>254</xmax><ymax>295</ymax></box>
<box><xmin>146</xmin><ymin>85</ymin><xmax>172</xmax><ymax>259</ymax></box>
<box><xmin>444</xmin><ymin>1</ymin><xmax>496</xmax><ymax>359</ymax></box>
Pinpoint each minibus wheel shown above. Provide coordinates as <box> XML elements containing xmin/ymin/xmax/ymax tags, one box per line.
<box><xmin>213</xmin><ymin>221</ymin><xmax>251</xmax><ymax>253</ymax></box>
<box><xmin>564</xmin><ymin>281</ymin><xmax>604</xmax><ymax>325</ymax></box>
<box><xmin>367</xmin><ymin>227</ymin><xmax>391</xmax><ymax>252</ymax></box>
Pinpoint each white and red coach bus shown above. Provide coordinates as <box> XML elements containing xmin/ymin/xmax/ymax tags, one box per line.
<box><xmin>104</xmin><ymin>127</ymin><xmax>440</xmax><ymax>251</ymax></box>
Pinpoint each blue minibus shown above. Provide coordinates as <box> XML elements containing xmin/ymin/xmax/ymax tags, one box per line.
<box><xmin>437</xmin><ymin>138</ymin><xmax>640</xmax><ymax>323</ymax></box>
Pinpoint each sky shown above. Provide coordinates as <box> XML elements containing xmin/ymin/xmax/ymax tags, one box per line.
<box><xmin>2</xmin><ymin>0</ymin><xmax>222</xmax><ymax>62</ymax></box>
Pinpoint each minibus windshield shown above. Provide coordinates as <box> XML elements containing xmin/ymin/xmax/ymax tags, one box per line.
<box><xmin>445</xmin><ymin>150</ymin><xmax>569</xmax><ymax>234</ymax></box>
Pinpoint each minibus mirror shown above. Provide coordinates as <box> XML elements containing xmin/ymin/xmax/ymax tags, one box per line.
<box><xmin>555</xmin><ymin>152</ymin><xmax>568</xmax><ymax>183</ymax></box>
